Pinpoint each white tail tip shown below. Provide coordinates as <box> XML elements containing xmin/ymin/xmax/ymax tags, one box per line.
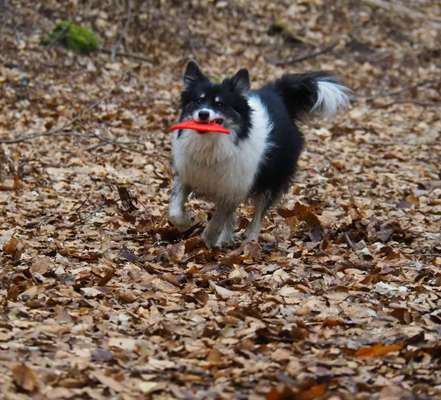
<box><xmin>311</xmin><ymin>79</ymin><xmax>351</xmax><ymax>118</ymax></box>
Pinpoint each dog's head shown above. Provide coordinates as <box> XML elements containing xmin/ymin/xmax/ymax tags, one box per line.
<box><xmin>179</xmin><ymin>61</ymin><xmax>252</xmax><ymax>139</ymax></box>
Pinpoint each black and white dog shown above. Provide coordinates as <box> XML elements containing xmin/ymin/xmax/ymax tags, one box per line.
<box><xmin>169</xmin><ymin>61</ymin><xmax>350</xmax><ymax>248</ymax></box>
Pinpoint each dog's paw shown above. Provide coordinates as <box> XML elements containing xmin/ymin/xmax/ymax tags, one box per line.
<box><xmin>202</xmin><ymin>228</ymin><xmax>221</xmax><ymax>249</ymax></box>
<box><xmin>169</xmin><ymin>212</ymin><xmax>194</xmax><ymax>232</ymax></box>
<box><xmin>202</xmin><ymin>233</ymin><xmax>217</xmax><ymax>249</ymax></box>
<box><xmin>216</xmin><ymin>231</ymin><xmax>235</xmax><ymax>248</ymax></box>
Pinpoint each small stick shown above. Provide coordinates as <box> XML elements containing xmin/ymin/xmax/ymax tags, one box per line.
<box><xmin>111</xmin><ymin>0</ymin><xmax>132</xmax><ymax>62</ymax></box>
<box><xmin>0</xmin><ymin>75</ymin><xmax>127</xmax><ymax>145</ymax></box>
<box><xmin>272</xmin><ymin>41</ymin><xmax>338</xmax><ymax>66</ymax></box>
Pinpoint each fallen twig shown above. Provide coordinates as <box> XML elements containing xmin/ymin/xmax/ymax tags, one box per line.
<box><xmin>360</xmin><ymin>79</ymin><xmax>440</xmax><ymax>101</ymax></box>
<box><xmin>0</xmin><ymin>75</ymin><xmax>128</xmax><ymax>145</ymax></box>
<box><xmin>272</xmin><ymin>41</ymin><xmax>338</xmax><ymax>66</ymax></box>
<box><xmin>99</xmin><ymin>48</ymin><xmax>151</xmax><ymax>64</ymax></box>
<box><xmin>361</xmin><ymin>0</ymin><xmax>441</xmax><ymax>29</ymax></box>
<box><xmin>111</xmin><ymin>0</ymin><xmax>132</xmax><ymax>62</ymax></box>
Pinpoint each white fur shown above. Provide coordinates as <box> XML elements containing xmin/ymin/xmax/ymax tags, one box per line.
<box><xmin>311</xmin><ymin>80</ymin><xmax>351</xmax><ymax>118</ymax></box>
<box><xmin>172</xmin><ymin>94</ymin><xmax>272</xmax><ymax>205</ymax></box>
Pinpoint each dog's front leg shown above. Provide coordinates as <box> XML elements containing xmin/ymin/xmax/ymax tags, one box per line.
<box><xmin>168</xmin><ymin>175</ymin><xmax>193</xmax><ymax>231</ymax></box>
<box><xmin>216</xmin><ymin>211</ymin><xmax>236</xmax><ymax>248</ymax></box>
<box><xmin>202</xmin><ymin>204</ymin><xmax>236</xmax><ymax>249</ymax></box>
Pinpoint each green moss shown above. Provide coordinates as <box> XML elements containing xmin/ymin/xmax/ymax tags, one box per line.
<box><xmin>41</xmin><ymin>21</ymin><xmax>99</xmax><ymax>54</ymax></box>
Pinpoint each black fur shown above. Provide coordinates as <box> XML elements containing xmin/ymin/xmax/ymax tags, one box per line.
<box><xmin>249</xmin><ymin>72</ymin><xmax>336</xmax><ymax>203</ymax></box>
<box><xmin>250</xmin><ymin>84</ymin><xmax>304</xmax><ymax>202</ymax></box>
<box><xmin>270</xmin><ymin>72</ymin><xmax>335</xmax><ymax>119</ymax></box>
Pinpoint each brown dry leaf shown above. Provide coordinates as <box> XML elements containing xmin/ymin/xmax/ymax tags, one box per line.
<box><xmin>11</xmin><ymin>363</ymin><xmax>39</xmax><ymax>393</ymax></box>
<box><xmin>108</xmin><ymin>337</ymin><xmax>137</xmax><ymax>352</ymax></box>
<box><xmin>59</xmin><ymin>247</ymin><xmax>101</xmax><ymax>262</ymax></box>
<box><xmin>207</xmin><ymin>348</ymin><xmax>223</xmax><ymax>365</ymax></box>
<box><xmin>117</xmin><ymin>290</ymin><xmax>137</xmax><ymax>303</ymax></box>
<box><xmin>266</xmin><ymin>384</ymin><xmax>326</xmax><ymax>400</ymax></box>
<box><xmin>210</xmin><ymin>282</ymin><xmax>236</xmax><ymax>299</ymax></box>
<box><xmin>91</xmin><ymin>370</ymin><xmax>124</xmax><ymax>392</ymax></box>
<box><xmin>355</xmin><ymin>342</ymin><xmax>404</xmax><ymax>358</ymax></box>
<box><xmin>30</xmin><ymin>256</ymin><xmax>52</xmax><ymax>275</ymax></box>
<box><xmin>166</xmin><ymin>242</ymin><xmax>186</xmax><ymax>263</ymax></box>
<box><xmin>184</xmin><ymin>236</ymin><xmax>205</xmax><ymax>252</ymax></box>
<box><xmin>98</xmin><ymin>267</ymin><xmax>115</xmax><ymax>286</ymax></box>
<box><xmin>0</xmin><ymin>175</ymin><xmax>21</xmax><ymax>191</ymax></box>
<box><xmin>278</xmin><ymin>202</ymin><xmax>323</xmax><ymax>241</ymax></box>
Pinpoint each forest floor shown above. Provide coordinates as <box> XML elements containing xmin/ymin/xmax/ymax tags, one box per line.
<box><xmin>0</xmin><ymin>1</ymin><xmax>440</xmax><ymax>399</ymax></box>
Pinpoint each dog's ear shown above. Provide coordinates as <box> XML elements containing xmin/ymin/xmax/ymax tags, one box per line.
<box><xmin>183</xmin><ymin>61</ymin><xmax>207</xmax><ymax>88</ymax></box>
<box><xmin>231</xmin><ymin>69</ymin><xmax>250</xmax><ymax>93</ymax></box>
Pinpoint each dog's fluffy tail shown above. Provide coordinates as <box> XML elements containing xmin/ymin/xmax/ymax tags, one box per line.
<box><xmin>273</xmin><ymin>72</ymin><xmax>351</xmax><ymax>120</ymax></box>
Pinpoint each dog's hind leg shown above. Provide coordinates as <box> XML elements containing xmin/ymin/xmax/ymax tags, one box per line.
<box><xmin>244</xmin><ymin>192</ymin><xmax>273</xmax><ymax>242</ymax></box>
<box><xmin>168</xmin><ymin>175</ymin><xmax>193</xmax><ymax>231</ymax></box>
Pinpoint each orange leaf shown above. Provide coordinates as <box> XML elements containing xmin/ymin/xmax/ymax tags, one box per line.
<box><xmin>266</xmin><ymin>387</ymin><xmax>283</xmax><ymax>400</ymax></box>
<box><xmin>355</xmin><ymin>342</ymin><xmax>404</xmax><ymax>358</ymax></box>
<box><xmin>322</xmin><ymin>319</ymin><xmax>344</xmax><ymax>328</ymax></box>
<box><xmin>3</xmin><ymin>237</ymin><xmax>23</xmax><ymax>259</ymax></box>
<box><xmin>266</xmin><ymin>384</ymin><xmax>326</xmax><ymax>400</ymax></box>
<box><xmin>3</xmin><ymin>237</ymin><xmax>19</xmax><ymax>254</ymax></box>
<box><xmin>266</xmin><ymin>386</ymin><xmax>295</xmax><ymax>400</ymax></box>
<box><xmin>298</xmin><ymin>383</ymin><xmax>326</xmax><ymax>400</ymax></box>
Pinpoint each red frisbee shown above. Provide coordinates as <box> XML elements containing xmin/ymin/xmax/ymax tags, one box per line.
<box><xmin>169</xmin><ymin>120</ymin><xmax>231</xmax><ymax>134</ymax></box>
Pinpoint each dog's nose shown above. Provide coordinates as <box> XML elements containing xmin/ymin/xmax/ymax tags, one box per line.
<box><xmin>198</xmin><ymin>110</ymin><xmax>210</xmax><ymax>122</ymax></box>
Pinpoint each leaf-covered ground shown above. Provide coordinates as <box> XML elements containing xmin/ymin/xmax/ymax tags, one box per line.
<box><xmin>1</xmin><ymin>1</ymin><xmax>440</xmax><ymax>399</ymax></box>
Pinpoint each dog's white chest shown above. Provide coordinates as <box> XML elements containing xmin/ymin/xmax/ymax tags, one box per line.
<box><xmin>171</xmin><ymin>95</ymin><xmax>271</xmax><ymax>204</ymax></box>
<box><xmin>172</xmin><ymin>134</ymin><xmax>252</xmax><ymax>203</ymax></box>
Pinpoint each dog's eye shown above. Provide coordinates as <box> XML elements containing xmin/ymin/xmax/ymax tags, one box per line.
<box><xmin>214</xmin><ymin>98</ymin><xmax>224</xmax><ymax>107</ymax></box>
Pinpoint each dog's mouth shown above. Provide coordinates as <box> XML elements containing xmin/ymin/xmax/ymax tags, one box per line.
<box><xmin>196</xmin><ymin>118</ymin><xmax>225</xmax><ymax>135</ymax></box>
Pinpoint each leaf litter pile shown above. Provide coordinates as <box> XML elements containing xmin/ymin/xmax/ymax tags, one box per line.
<box><xmin>1</xmin><ymin>1</ymin><xmax>441</xmax><ymax>399</ymax></box>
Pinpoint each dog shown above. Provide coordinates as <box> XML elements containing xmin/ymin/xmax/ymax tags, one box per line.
<box><xmin>169</xmin><ymin>61</ymin><xmax>350</xmax><ymax>248</ymax></box>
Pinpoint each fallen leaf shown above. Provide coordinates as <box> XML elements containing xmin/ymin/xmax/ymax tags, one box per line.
<box><xmin>30</xmin><ymin>256</ymin><xmax>52</xmax><ymax>275</ymax></box>
<box><xmin>210</xmin><ymin>282</ymin><xmax>236</xmax><ymax>299</ymax></box>
<box><xmin>278</xmin><ymin>202</ymin><xmax>323</xmax><ymax>241</ymax></box>
<box><xmin>3</xmin><ymin>237</ymin><xmax>24</xmax><ymax>259</ymax></box>
<box><xmin>298</xmin><ymin>384</ymin><xmax>327</xmax><ymax>400</ymax></box>
<box><xmin>322</xmin><ymin>319</ymin><xmax>345</xmax><ymax>328</ymax></box>
<box><xmin>355</xmin><ymin>342</ymin><xmax>404</xmax><ymax>358</ymax></box>
<box><xmin>108</xmin><ymin>337</ymin><xmax>137</xmax><ymax>351</ymax></box>
<box><xmin>207</xmin><ymin>348</ymin><xmax>223</xmax><ymax>365</ymax></box>
<box><xmin>266</xmin><ymin>383</ymin><xmax>326</xmax><ymax>400</ymax></box>
<box><xmin>91</xmin><ymin>370</ymin><xmax>124</xmax><ymax>392</ymax></box>
<box><xmin>80</xmin><ymin>287</ymin><xmax>102</xmax><ymax>298</ymax></box>
<box><xmin>138</xmin><ymin>381</ymin><xmax>164</xmax><ymax>394</ymax></box>
<box><xmin>166</xmin><ymin>242</ymin><xmax>186</xmax><ymax>263</ymax></box>
<box><xmin>12</xmin><ymin>363</ymin><xmax>39</xmax><ymax>393</ymax></box>
<box><xmin>91</xmin><ymin>348</ymin><xmax>114</xmax><ymax>363</ymax></box>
